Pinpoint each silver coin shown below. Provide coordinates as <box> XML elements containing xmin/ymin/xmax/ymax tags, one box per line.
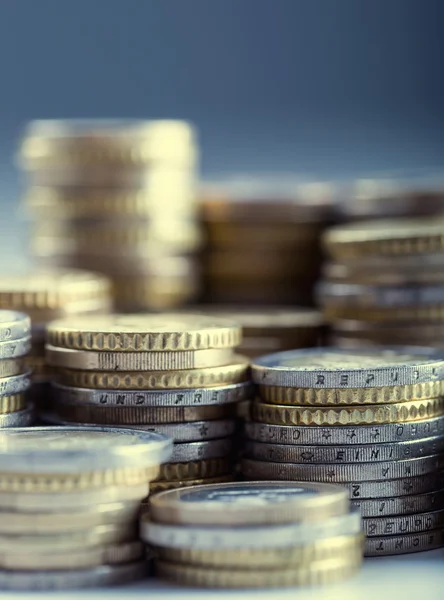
<box><xmin>140</xmin><ymin>510</ymin><xmax>362</xmax><ymax>550</ymax></box>
<box><xmin>0</xmin><ymin>312</ymin><xmax>31</xmax><ymax>342</ymax></box>
<box><xmin>241</xmin><ymin>455</ymin><xmax>442</xmax><ymax>483</ymax></box>
<box><xmin>52</xmin><ymin>382</ymin><xmax>252</xmax><ymax>407</ymax></box>
<box><xmin>40</xmin><ymin>415</ymin><xmax>237</xmax><ymax>442</ymax></box>
<box><xmin>364</xmin><ymin>529</ymin><xmax>444</xmax><ymax>556</ymax></box>
<box><xmin>170</xmin><ymin>439</ymin><xmax>233</xmax><ymax>463</ymax></box>
<box><xmin>0</xmin><ymin>405</ymin><xmax>35</xmax><ymax>428</ymax></box>
<box><xmin>243</xmin><ymin>437</ymin><xmax>444</xmax><ymax>464</ymax></box>
<box><xmin>0</xmin><ymin>560</ymin><xmax>147</xmax><ymax>590</ymax></box>
<box><xmin>353</xmin><ymin>491</ymin><xmax>444</xmax><ymax>517</ymax></box>
<box><xmin>363</xmin><ymin>509</ymin><xmax>444</xmax><ymax>537</ymax></box>
<box><xmin>244</xmin><ymin>417</ymin><xmax>444</xmax><ymax>445</ymax></box>
<box><xmin>0</xmin><ymin>337</ymin><xmax>31</xmax><ymax>359</ymax></box>
<box><xmin>251</xmin><ymin>347</ymin><xmax>444</xmax><ymax>388</ymax></box>
<box><xmin>0</xmin><ymin>373</ymin><xmax>31</xmax><ymax>397</ymax></box>
<box><xmin>0</xmin><ymin>426</ymin><xmax>172</xmax><ymax>472</ymax></box>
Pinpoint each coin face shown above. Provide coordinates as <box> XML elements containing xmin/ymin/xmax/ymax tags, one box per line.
<box><xmin>176</xmin><ymin>483</ymin><xmax>319</xmax><ymax>506</ymax></box>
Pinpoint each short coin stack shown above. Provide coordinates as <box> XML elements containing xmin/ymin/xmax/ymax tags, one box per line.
<box><xmin>141</xmin><ymin>481</ymin><xmax>363</xmax><ymax>588</ymax></box>
<box><xmin>0</xmin><ymin>310</ymin><xmax>33</xmax><ymax>427</ymax></box>
<box><xmin>201</xmin><ymin>178</ymin><xmax>333</xmax><ymax>306</ymax></box>
<box><xmin>19</xmin><ymin>119</ymin><xmax>201</xmax><ymax>311</ymax></box>
<box><xmin>0</xmin><ymin>425</ymin><xmax>172</xmax><ymax>590</ymax></box>
<box><xmin>243</xmin><ymin>347</ymin><xmax>444</xmax><ymax>556</ymax></box>
<box><xmin>46</xmin><ymin>314</ymin><xmax>250</xmax><ymax>492</ymax></box>
<box><xmin>318</xmin><ymin>217</ymin><xmax>444</xmax><ymax>348</ymax></box>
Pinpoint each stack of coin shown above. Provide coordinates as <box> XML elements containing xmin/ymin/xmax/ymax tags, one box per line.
<box><xmin>19</xmin><ymin>119</ymin><xmax>201</xmax><ymax>311</ymax></box>
<box><xmin>318</xmin><ymin>217</ymin><xmax>444</xmax><ymax>348</ymax></box>
<box><xmin>0</xmin><ymin>310</ymin><xmax>33</xmax><ymax>427</ymax></box>
<box><xmin>141</xmin><ymin>481</ymin><xmax>363</xmax><ymax>588</ymax></box>
<box><xmin>45</xmin><ymin>314</ymin><xmax>251</xmax><ymax>492</ymax></box>
<box><xmin>0</xmin><ymin>270</ymin><xmax>111</xmax><ymax>411</ymax></box>
<box><xmin>0</xmin><ymin>425</ymin><xmax>172</xmax><ymax>590</ymax></box>
<box><xmin>201</xmin><ymin>178</ymin><xmax>333</xmax><ymax>305</ymax></box>
<box><xmin>243</xmin><ymin>347</ymin><xmax>444</xmax><ymax>556</ymax></box>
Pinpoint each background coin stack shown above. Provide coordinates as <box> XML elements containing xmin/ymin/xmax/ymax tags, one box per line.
<box><xmin>318</xmin><ymin>217</ymin><xmax>444</xmax><ymax>348</ymax></box>
<box><xmin>19</xmin><ymin>119</ymin><xmax>201</xmax><ymax>311</ymax></box>
<box><xmin>0</xmin><ymin>310</ymin><xmax>33</xmax><ymax>427</ymax></box>
<box><xmin>45</xmin><ymin>315</ymin><xmax>250</xmax><ymax>493</ymax></box>
<box><xmin>243</xmin><ymin>347</ymin><xmax>444</xmax><ymax>556</ymax></box>
<box><xmin>141</xmin><ymin>481</ymin><xmax>363</xmax><ymax>588</ymax></box>
<box><xmin>0</xmin><ymin>425</ymin><xmax>172</xmax><ymax>591</ymax></box>
<box><xmin>201</xmin><ymin>177</ymin><xmax>333</xmax><ymax>305</ymax></box>
<box><xmin>0</xmin><ymin>270</ymin><xmax>111</xmax><ymax>412</ymax></box>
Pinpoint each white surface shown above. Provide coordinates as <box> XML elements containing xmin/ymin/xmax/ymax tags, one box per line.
<box><xmin>2</xmin><ymin>550</ymin><xmax>442</xmax><ymax>600</ymax></box>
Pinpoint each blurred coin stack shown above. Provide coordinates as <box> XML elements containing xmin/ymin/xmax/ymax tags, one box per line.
<box><xmin>319</xmin><ymin>217</ymin><xmax>444</xmax><ymax>348</ymax></box>
<box><xmin>45</xmin><ymin>315</ymin><xmax>251</xmax><ymax>493</ymax></box>
<box><xmin>0</xmin><ymin>270</ymin><xmax>111</xmax><ymax>411</ymax></box>
<box><xmin>201</xmin><ymin>178</ymin><xmax>333</xmax><ymax>306</ymax></box>
<box><xmin>19</xmin><ymin>119</ymin><xmax>201</xmax><ymax>311</ymax></box>
<box><xmin>243</xmin><ymin>347</ymin><xmax>444</xmax><ymax>556</ymax></box>
<box><xmin>0</xmin><ymin>425</ymin><xmax>172</xmax><ymax>590</ymax></box>
<box><xmin>141</xmin><ymin>481</ymin><xmax>363</xmax><ymax>588</ymax></box>
<box><xmin>0</xmin><ymin>310</ymin><xmax>33</xmax><ymax>427</ymax></box>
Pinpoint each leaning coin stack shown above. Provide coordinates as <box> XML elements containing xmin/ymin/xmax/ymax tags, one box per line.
<box><xmin>45</xmin><ymin>314</ymin><xmax>250</xmax><ymax>493</ymax></box>
<box><xmin>0</xmin><ymin>311</ymin><xmax>33</xmax><ymax>427</ymax></box>
<box><xmin>0</xmin><ymin>425</ymin><xmax>172</xmax><ymax>590</ymax></box>
<box><xmin>19</xmin><ymin>119</ymin><xmax>201</xmax><ymax>311</ymax></box>
<box><xmin>201</xmin><ymin>178</ymin><xmax>333</xmax><ymax>305</ymax></box>
<box><xmin>0</xmin><ymin>270</ymin><xmax>111</xmax><ymax>411</ymax></box>
<box><xmin>243</xmin><ymin>347</ymin><xmax>444</xmax><ymax>556</ymax></box>
<box><xmin>318</xmin><ymin>217</ymin><xmax>444</xmax><ymax>348</ymax></box>
<box><xmin>141</xmin><ymin>481</ymin><xmax>363</xmax><ymax>588</ymax></box>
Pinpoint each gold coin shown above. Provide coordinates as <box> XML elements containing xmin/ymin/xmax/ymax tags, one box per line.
<box><xmin>323</xmin><ymin>304</ymin><xmax>444</xmax><ymax>322</ymax></box>
<box><xmin>156</xmin><ymin>555</ymin><xmax>362</xmax><ymax>588</ymax></box>
<box><xmin>55</xmin><ymin>359</ymin><xmax>249</xmax><ymax>390</ymax></box>
<box><xmin>252</xmin><ymin>397</ymin><xmax>444</xmax><ymax>426</ymax></box>
<box><xmin>47</xmin><ymin>314</ymin><xmax>242</xmax><ymax>351</ymax></box>
<box><xmin>0</xmin><ymin>466</ymin><xmax>158</xmax><ymax>493</ymax></box>
<box><xmin>0</xmin><ymin>394</ymin><xmax>26</xmax><ymax>415</ymax></box>
<box><xmin>156</xmin><ymin>459</ymin><xmax>232</xmax><ymax>482</ymax></box>
<box><xmin>149</xmin><ymin>475</ymin><xmax>233</xmax><ymax>495</ymax></box>
<box><xmin>260</xmin><ymin>380</ymin><xmax>444</xmax><ymax>405</ymax></box>
<box><xmin>0</xmin><ymin>358</ymin><xmax>26</xmax><ymax>378</ymax></box>
<box><xmin>53</xmin><ymin>403</ymin><xmax>236</xmax><ymax>425</ymax></box>
<box><xmin>154</xmin><ymin>533</ymin><xmax>364</xmax><ymax>568</ymax></box>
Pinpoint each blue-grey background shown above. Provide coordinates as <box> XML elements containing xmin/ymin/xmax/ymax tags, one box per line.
<box><xmin>0</xmin><ymin>0</ymin><xmax>443</xmax><ymax>262</ymax></box>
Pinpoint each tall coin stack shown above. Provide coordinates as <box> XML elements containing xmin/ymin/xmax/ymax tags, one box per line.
<box><xmin>0</xmin><ymin>270</ymin><xmax>111</xmax><ymax>412</ymax></box>
<box><xmin>0</xmin><ymin>310</ymin><xmax>33</xmax><ymax>427</ymax></box>
<box><xmin>45</xmin><ymin>315</ymin><xmax>250</xmax><ymax>493</ymax></box>
<box><xmin>0</xmin><ymin>425</ymin><xmax>172</xmax><ymax>590</ymax></box>
<box><xmin>201</xmin><ymin>178</ymin><xmax>333</xmax><ymax>305</ymax></box>
<box><xmin>243</xmin><ymin>347</ymin><xmax>444</xmax><ymax>556</ymax></box>
<box><xmin>19</xmin><ymin>119</ymin><xmax>201</xmax><ymax>311</ymax></box>
<box><xmin>141</xmin><ymin>481</ymin><xmax>363</xmax><ymax>588</ymax></box>
<box><xmin>318</xmin><ymin>217</ymin><xmax>444</xmax><ymax>348</ymax></box>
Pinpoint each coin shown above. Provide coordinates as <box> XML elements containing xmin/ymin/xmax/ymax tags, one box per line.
<box><xmin>0</xmin><ymin>373</ymin><xmax>31</xmax><ymax>396</ymax></box>
<box><xmin>157</xmin><ymin>458</ymin><xmax>232</xmax><ymax>481</ymax></box>
<box><xmin>0</xmin><ymin>394</ymin><xmax>26</xmax><ymax>414</ymax></box>
<box><xmin>0</xmin><ymin>311</ymin><xmax>30</xmax><ymax>342</ymax></box>
<box><xmin>54</xmin><ymin>403</ymin><xmax>236</xmax><ymax>425</ymax></box>
<box><xmin>141</xmin><ymin>510</ymin><xmax>362</xmax><ymax>549</ymax></box>
<box><xmin>47</xmin><ymin>314</ymin><xmax>241</xmax><ymax>351</ymax></box>
<box><xmin>56</xmin><ymin>357</ymin><xmax>249</xmax><ymax>389</ymax></box>
<box><xmin>245</xmin><ymin>416</ymin><xmax>444</xmax><ymax>445</ymax></box>
<box><xmin>46</xmin><ymin>345</ymin><xmax>235</xmax><ymax>371</ymax></box>
<box><xmin>364</xmin><ymin>509</ymin><xmax>444</xmax><ymax>537</ymax></box>
<box><xmin>0</xmin><ymin>337</ymin><xmax>31</xmax><ymax>359</ymax></box>
<box><xmin>251</xmin><ymin>347</ymin><xmax>444</xmax><ymax>388</ymax></box>
<box><xmin>252</xmin><ymin>397</ymin><xmax>444</xmax><ymax>426</ymax></box>
<box><xmin>241</xmin><ymin>455</ymin><xmax>441</xmax><ymax>483</ymax></box>
<box><xmin>169</xmin><ymin>440</ymin><xmax>233</xmax><ymax>462</ymax></box>
<box><xmin>0</xmin><ymin>426</ymin><xmax>172</xmax><ymax>472</ymax></box>
<box><xmin>52</xmin><ymin>382</ymin><xmax>251</xmax><ymax>407</ymax></box>
<box><xmin>155</xmin><ymin>532</ymin><xmax>364</xmax><ymax>567</ymax></box>
<box><xmin>0</xmin><ymin>358</ymin><xmax>27</xmax><ymax>378</ymax></box>
<box><xmin>156</xmin><ymin>556</ymin><xmax>362</xmax><ymax>588</ymax></box>
<box><xmin>0</xmin><ymin>560</ymin><xmax>147</xmax><ymax>590</ymax></box>
<box><xmin>0</xmin><ymin>405</ymin><xmax>34</xmax><ymax>428</ymax></box>
<box><xmin>351</xmin><ymin>490</ymin><xmax>444</xmax><ymax>517</ymax></box>
<box><xmin>149</xmin><ymin>475</ymin><xmax>233</xmax><ymax>494</ymax></box>
<box><xmin>149</xmin><ymin>481</ymin><xmax>349</xmax><ymax>525</ymax></box>
<box><xmin>243</xmin><ymin>437</ymin><xmax>444</xmax><ymax>463</ymax></box>
<box><xmin>364</xmin><ymin>529</ymin><xmax>444</xmax><ymax>556</ymax></box>
<box><xmin>1</xmin><ymin>541</ymin><xmax>143</xmax><ymax>571</ymax></box>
